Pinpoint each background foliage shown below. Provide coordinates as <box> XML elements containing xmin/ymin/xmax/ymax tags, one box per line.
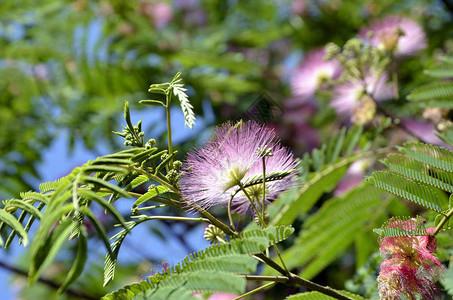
<box><xmin>1</xmin><ymin>0</ymin><xmax>453</xmax><ymax>299</ymax></box>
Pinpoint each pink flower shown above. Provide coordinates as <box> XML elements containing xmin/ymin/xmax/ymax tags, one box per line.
<box><xmin>330</xmin><ymin>72</ymin><xmax>394</xmax><ymax>124</ymax></box>
<box><xmin>377</xmin><ymin>218</ymin><xmax>445</xmax><ymax>299</ymax></box>
<box><xmin>141</xmin><ymin>2</ymin><xmax>173</xmax><ymax>30</ymax></box>
<box><xmin>359</xmin><ymin>16</ymin><xmax>426</xmax><ymax>56</ymax></box>
<box><xmin>289</xmin><ymin>48</ymin><xmax>341</xmax><ymax>106</ymax></box>
<box><xmin>180</xmin><ymin>121</ymin><xmax>297</xmax><ymax>214</ymax></box>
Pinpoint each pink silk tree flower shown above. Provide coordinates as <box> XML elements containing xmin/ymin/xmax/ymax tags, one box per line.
<box><xmin>330</xmin><ymin>72</ymin><xmax>394</xmax><ymax>124</ymax></box>
<box><xmin>180</xmin><ymin>121</ymin><xmax>297</xmax><ymax>214</ymax></box>
<box><xmin>377</xmin><ymin>219</ymin><xmax>445</xmax><ymax>300</ymax></box>
<box><xmin>359</xmin><ymin>16</ymin><xmax>427</xmax><ymax>56</ymax></box>
<box><xmin>289</xmin><ymin>48</ymin><xmax>341</xmax><ymax>106</ymax></box>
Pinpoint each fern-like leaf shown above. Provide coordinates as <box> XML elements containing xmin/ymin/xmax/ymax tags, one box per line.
<box><xmin>382</xmin><ymin>154</ymin><xmax>453</xmax><ymax>193</ymax></box>
<box><xmin>398</xmin><ymin>142</ymin><xmax>453</xmax><ymax>172</ymax></box>
<box><xmin>104</xmin><ymin>225</ymin><xmax>293</xmax><ymax>298</ymax></box>
<box><xmin>367</xmin><ymin>171</ymin><xmax>444</xmax><ymax>214</ymax></box>
<box><xmin>407</xmin><ymin>81</ymin><xmax>453</xmax><ymax>101</ymax></box>
<box><xmin>373</xmin><ymin>216</ymin><xmax>427</xmax><ymax>238</ymax></box>
<box><xmin>104</xmin><ymin>221</ymin><xmax>139</xmax><ymax>286</ymax></box>
<box><xmin>171</xmin><ymin>73</ymin><xmax>195</xmax><ymax>129</ymax></box>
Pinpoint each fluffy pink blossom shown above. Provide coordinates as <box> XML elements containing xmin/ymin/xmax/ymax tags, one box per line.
<box><xmin>377</xmin><ymin>218</ymin><xmax>445</xmax><ymax>300</ymax></box>
<box><xmin>330</xmin><ymin>72</ymin><xmax>394</xmax><ymax>124</ymax></box>
<box><xmin>359</xmin><ymin>16</ymin><xmax>427</xmax><ymax>56</ymax></box>
<box><xmin>289</xmin><ymin>48</ymin><xmax>341</xmax><ymax>106</ymax></box>
<box><xmin>180</xmin><ymin>121</ymin><xmax>297</xmax><ymax>214</ymax></box>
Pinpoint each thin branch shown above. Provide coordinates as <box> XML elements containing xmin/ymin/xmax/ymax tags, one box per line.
<box><xmin>234</xmin><ymin>281</ymin><xmax>275</xmax><ymax>299</ymax></box>
<box><xmin>0</xmin><ymin>259</ymin><xmax>99</xmax><ymax>300</ymax></box>
<box><xmin>241</xmin><ymin>274</ymin><xmax>354</xmax><ymax>300</ymax></box>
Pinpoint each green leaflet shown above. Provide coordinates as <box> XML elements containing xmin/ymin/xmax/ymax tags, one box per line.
<box><xmin>39</xmin><ymin>177</ymin><xmax>69</xmax><ymax>193</ymax></box>
<box><xmin>0</xmin><ymin>209</ymin><xmax>29</xmax><ymax>247</ymax></box>
<box><xmin>78</xmin><ymin>207</ymin><xmax>113</xmax><ymax>256</ymax></box>
<box><xmin>128</xmin><ymin>175</ymin><xmax>150</xmax><ymax>189</ymax></box>
<box><xmin>373</xmin><ymin>216</ymin><xmax>428</xmax><ymax>238</ymax></box>
<box><xmin>104</xmin><ymin>222</ymin><xmax>140</xmax><ymax>286</ymax></box>
<box><xmin>408</xmin><ymin>55</ymin><xmax>453</xmax><ymax>107</ymax></box>
<box><xmin>77</xmin><ymin>189</ymin><xmax>127</xmax><ymax>228</ymax></box>
<box><xmin>436</xmin><ymin>129</ymin><xmax>453</xmax><ymax>148</ymax></box>
<box><xmin>80</xmin><ymin>176</ymin><xmax>131</xmax><ymax>199</ymax></box>
<box><xmin>369</xmin><ymin>141</ymin><xmax>453</xmax><ymax>235</ymax></box>
<box><xmin>407</xmin><ymin>81</ymin><xmax>453</xmax><ymax>101</ymax></box>
<box><xmin>103</xmin><ymin>225</ymin><xmax>294</xmax><ymax>299</ymax></box>
<box><xmin>367</xmin><ymin>171</ymin><xmax>444</xmax><ymax>214</ymax></box>
<box><xmin>29</xmin><ymin>219</ymin><xmax>75</xmax><ymax>285</ymax></box>
<box><xmin>398</xmin><ymin>142</ymin><xmax>453</xmax><ymax>172</ymax></box>
<box><xmin>382</xmin><ymin>154</ymin><xmax>453</xmax><ymax>193</ymax></box>
<box><xmin>19</xmin><ymin>191</ymin><xmax>49</xmax><ymax>204</ymax></box>
<box><xmin>58</xmin><ymin>229</ymin><xmax>88</xmax><ymax>293</ymax></box>
<box><xmin>2</xmin><ymin>199</ymin><xmax>42</xmax><ymax>220</ymax></box>
<box><xmin>133</xmin><ymin>185</ymin><xmax>173</xmax><ymax>209</ymax></box>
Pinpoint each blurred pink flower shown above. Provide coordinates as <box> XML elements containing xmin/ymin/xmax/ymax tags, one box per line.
<box><xmin>359</xmin><ymin>16</ymin><xmax>426</xmax><ymax>56</ymax></box>
<box><xmin>377</xmin><ymin>218</ymin><xmax>445</xmax><ymax>300</ymax></box>
<box><xmin>142</xmin><ymin>2</ymin><xmax>173</xmax><ymax>29</ymax></box>
<box><xmin>330</xmin><ymin>72</ymin><xmax>394</xmax><ymax>124</ymax></box>
<box><xmin>289</xmin><ymin>48</ymin><xmax>341</xmax><ymax>106</ymax></box>
<box><xmin>333</xmin><ymin>160</ymin><xmax>369</xmax><ymax>196</ymax></box>
<box><xmin>292</xmin><ymin>0</ymin><xmax>307</xmax><ymax>16</ymax></box>
<box><xmin>401</xmin><ymin>119</ymin><xmax>449</xmax><ymax>147</ymax></box>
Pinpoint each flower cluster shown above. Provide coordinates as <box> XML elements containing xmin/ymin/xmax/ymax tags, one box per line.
<box><xmin>359</xmin><ymin>16</ymin><xmax>427</xmax><ymax>57</ymax></box>
<box><xmin>180</xmin><ymin>121</ymin><xmax>297</xmax><ymax>214</ymax></box>
<box><xmin>288</xmin><ymin>16</ymin><xmax>426</xmax><ymax>125</ymax></box>
<box><xmin>289</xmin><ymin>48</ymin><xmax>341</xmax><ymax>105</ymax></box>
<box><xmin>377</xmin><ymin>218</ymin><xmax>445</xmax><ymax>300</ymax></box>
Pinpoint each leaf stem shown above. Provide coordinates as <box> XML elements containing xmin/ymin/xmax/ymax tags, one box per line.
<box><xmin>228</xmin><ymin>194</ymin><xmax>237</xmax><ymax>231</ymax></box>
<box><xmin>238</xmin><ymin>182</ymin><xmax>266</xmax><ymax>227</ymax></box>
<box><xmin>190</xmin><ymin>202</ymin><xmax>238</xmax><ymax>237</ymax></box>
<box><xmin>272</xmin><ymin>243</ymin><xmax>290</xmax><ymax>276</ymax></box>
<box><xmin>433</xmin><ymin>204</ymin><xmax>453</xmax><ymax>235</ymax></box>
<box><xmin>131</xmin><ymin>215</ymin><xmax>210</xmax><ymax>223</ymax></box>
<box><xmin>240</xmin><ymin>274</ymin><xmax>354</xmax><ymax>300</ymax></box>
<box><xmin>165</xmin><ymin>91</ymin><xmax>174</xmax><ymax>168</ymax></box>
<box><xmin>233</xmin><ymin>281</ymin><xmax>275</xmax><ymax>300</ymax></box>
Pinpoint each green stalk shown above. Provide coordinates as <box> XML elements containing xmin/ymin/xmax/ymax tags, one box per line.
<box><xmin>165</xmin><ymin>91</ymin><xmax>174</xmax><ymax>168</ymax></box>
<box><xmin>240</xmin><ymin>275</ymin><xmax>354</xmax><ymax>300</ymax></box>
<box><xmin>131</xmin><ymin>215</ymin><xmax>209</xmax><ymax>223</ymax></box>
<box><xmin>238</xmin><ymin>182</ymin><xmax>266</xmax><ymax>227</ymax></box>
<box><xmin>433</xmin><ymin>206</ymin><xmax>453</xmax><ymax>236</ymax></box>
<box><xmin>272</xmin><ymin>243</ymin><xmax>290</xmax><ymax>275</ymax></box>
<box><xmin>233</xmin><ymin>281</ymin><xmax>275</xmax><ymax>300</ymax></box>
<box><xmin>190</xmin><ymin>202</ymin><xmax>238</xmax><ymax>237</ymax></box>
<box><xmin>228</xmin><ymin>194</ymin><xmax>237</xmax><ymax>231</ymax></box>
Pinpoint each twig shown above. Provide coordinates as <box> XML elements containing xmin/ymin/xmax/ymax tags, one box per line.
<box><xmin>241</xmin><ymin>274</ymin><xmax>354</xmax><ymax>300</ymax></box>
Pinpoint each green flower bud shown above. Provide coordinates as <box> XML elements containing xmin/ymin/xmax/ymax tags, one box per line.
<box><xmin>203</xmin><ymin>224</ymin><xmax>226</xmax><ymax>244</ymax></box>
